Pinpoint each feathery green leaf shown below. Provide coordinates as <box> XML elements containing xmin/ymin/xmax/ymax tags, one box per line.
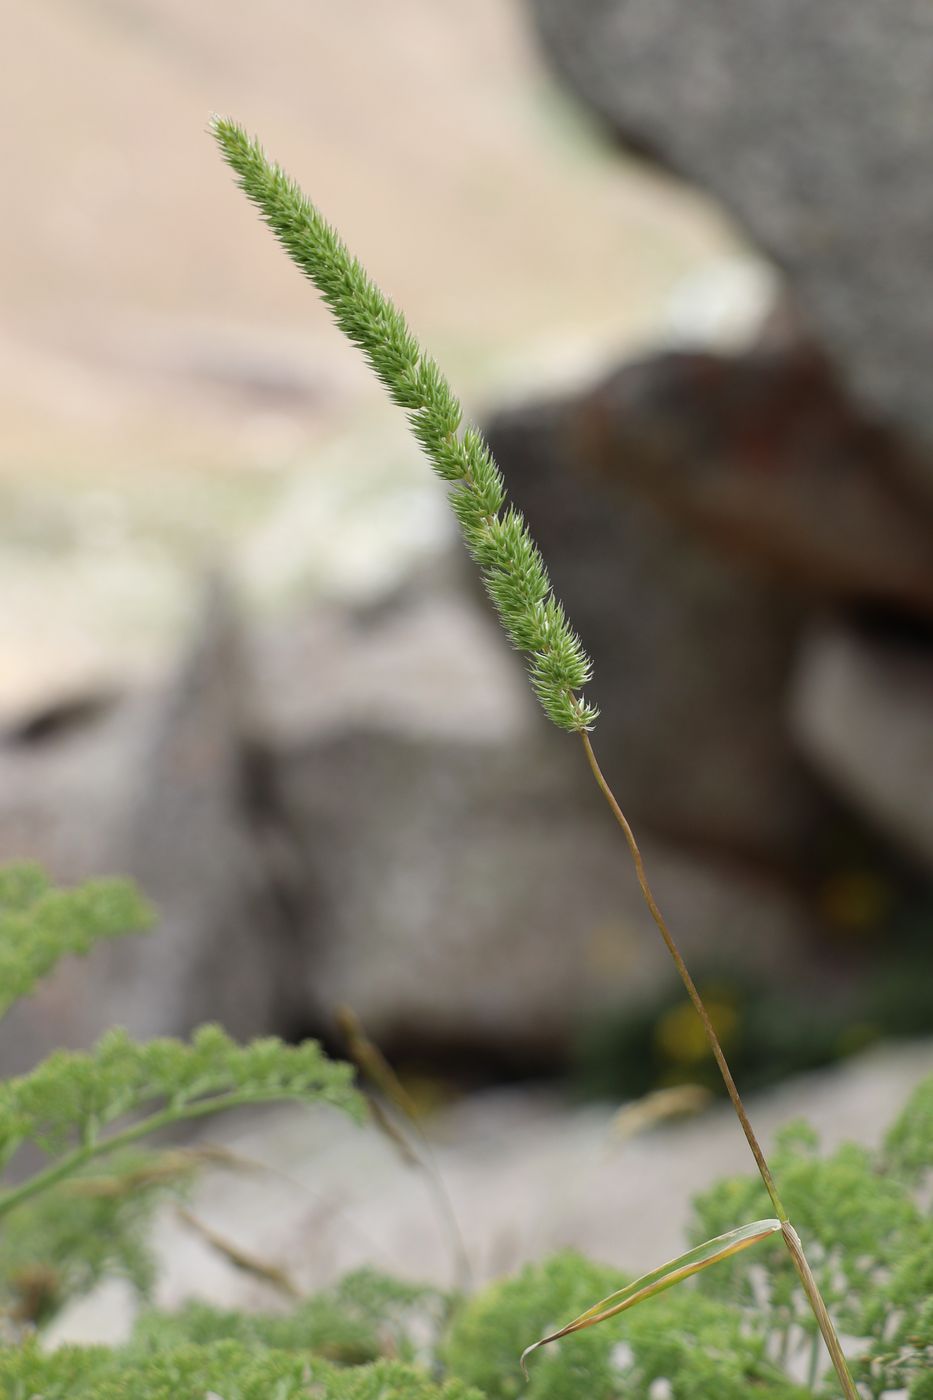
<box><xmin>0</xmin><ymin>1025</ymin><xmax>364</xmax><ymax>1216</ymax></box>
<box><xmin>0</xmin><ymin>1149</ymin><xmax>197</xmax><ymax>1325</ymax></box>
<box><xmin>0</xmin><ymin>866</ymin><xmax>152</xmax><ymax>1022</ymax></box>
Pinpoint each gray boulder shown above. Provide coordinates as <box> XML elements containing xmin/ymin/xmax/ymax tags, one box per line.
<box><xmin>791</xmin><ymin>623</ymin><xmax>933</xmax><ymax>871</ymax></box>
<box><xmin>585</xmin><ymin>345</ymin><xmax>933</xmax><ymax>618</ymax></box>
<box><xmin>530</xmin><ymin>0</ymin><xmax>933</xmax><ymax>482</ymax></box>
<box><xmin>110</xmin><ymin>577</ymin><xmax>294</xmax><ymax>1042</ymax></box>
<box><xmin>0</xmin><ymin>579</ymin><xmax>298</xmax><ymax>1070</ymax></box>
<box><xmin>0</xmin><ymin>570</ymin><xmax>823</xmax><ymax>1074</ymax></box>
<box><xmin>281</xmin><ymin>725</ymin><xmax>817</xmax><ymax>1057</ymax></box>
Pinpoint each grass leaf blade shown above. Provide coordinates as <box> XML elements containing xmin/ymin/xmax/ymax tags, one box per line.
<box><xmin>520</xmin><ymin>1218</ymin><xmax>781</xmax><ymax>1376</ymax></box>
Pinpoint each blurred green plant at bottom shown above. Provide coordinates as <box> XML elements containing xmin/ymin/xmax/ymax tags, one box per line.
<box><xmin>4</xmin><ymin>1072</ymin><xmax>928</xmax><ymax>1399</ymax></box>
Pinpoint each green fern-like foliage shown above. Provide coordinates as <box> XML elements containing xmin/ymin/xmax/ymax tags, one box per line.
<box><xmin>0</xmin><ymin>1150</ymin><xmax>197</xmax><ymax>1326</ymax></box>
<box><xmin>689</xmin><ymin>1075</ymin><xmax>932</xmax><ymax>1398</ymax></box>
<box><xmin>210</xmin><ymin>117</ymin><xmax>597</xmax><ymax>735</ymax></box>
<box><xmin>1</xmin><ymin>1077</ymin><xmax>929</xmax><ymax>1398</ymax></box>
<box><xmin>0</xmin><ymin>863</ymin><xmax>364</xmax><ymax>1330</ymax></box>
<box><xmin>883</xmin><ymin>1070</ymin><xmax>933</xmax><ymax>1183</ymax></box>
<box><xmin>0</xmin><ymin>862</ymin><xmax>151</xmax><ymax>1020</ymax></box>
<box><xmin>445</xmin><ymin>1081</ymin><xmax>931</xmax><ymax>1398</ymax></box>
<box><xmin>0</xmin><ymin>1342</ymin><xmax>482</xmax><ymax>1400</ymax></box>
<box><xmin>1</xmin><ymin>874</ymin><xmax>928</xmax><ymax>1400</ymax></box>
<box><xmin>0</xmin><ymin>1024</ymin><xmax>363</xmax><ymax>1219</ymax></box>
<box><xmin>444</xmin><ymin>1252</ymin><xmax>807</xmax><ymax>1400</ymax></box>
<box><xmin>444</xmin><ymin>1252</ymin><xmax>626</xmax><ymax>1400</ymax></box>
<box><xmin>131</xmin><ymin>1268</ymin><xmax>451</xmax><ymax>1367</ymax></box>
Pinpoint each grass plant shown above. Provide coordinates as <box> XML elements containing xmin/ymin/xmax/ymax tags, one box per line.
<box><xmin>210</xmin><ymin>116</ymin><xmax>862</xmax><ymax>1397</ymax></box>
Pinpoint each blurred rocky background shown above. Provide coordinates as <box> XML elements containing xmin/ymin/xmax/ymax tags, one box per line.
<box><xmin>2</xmin><ymin>0</ymin><xmax>932</xmax><ymax>1117</ymax></box>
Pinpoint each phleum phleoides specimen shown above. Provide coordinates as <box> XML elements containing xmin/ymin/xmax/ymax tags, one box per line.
<box><xmin>211</xmin><ymin>116</ymin><xmax>859</xmax><ymax>1400</ymax></box>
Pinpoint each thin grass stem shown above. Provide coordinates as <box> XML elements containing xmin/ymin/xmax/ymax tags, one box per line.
<box><xmin>579</xmin><ymin>730</ymin><xmax>860</xmax><ymax>1400</ymax></box>
<box><xmin>338</xmin><ymin>1006</ymin><xmax>472</xmax><ymax>1292</ymax></box>
<box><xmin>210</xmin><ymin>117</ymin><xmax>860</xmax><ymax>1396</ymax></box>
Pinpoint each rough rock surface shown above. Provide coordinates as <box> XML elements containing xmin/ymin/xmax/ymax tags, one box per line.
<box><xmin>285</xmin><ymin>728</ymin><xmax>816</xmax><ymax>1056</ymax></box>
<box><xmin>0</xmin><ymin>581</ymin><xmax>297</xmax><ymax>1070</ymax></box>
<box><xmin>0</xmin><ymin>572</ymin><xmax>823</xmax><ymax>1073</ymax></box>
<box><xmin>1</xmin><ymin>493</ymin><xmax>928</xmax><ymax>1074</ymax></box>
<box><xmin>584</xmin><ymin>345</ymin><xmax>933</xmax><ymax>617</ymax></box>
<box><xmin>529</xmin><ymin>0</ymin><xmax>933</xmax><ymax>480</ymax></box>
<box><xmin>791</xmin><ymin>622</ymin><xmax>933</xmax><ymax>871</ymax></box>
<box><xmin>109</xmin><ymin>578</ymin><xmax>301</xmax><ymax>1043</ymax></box>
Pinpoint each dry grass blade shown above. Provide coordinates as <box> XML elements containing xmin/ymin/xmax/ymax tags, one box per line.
<box><xmin>336</xmin><ymin>1005</ymin><xmax>421</xmax><ymax>1121</ymax></box>
<box><xmin>176</xmin><ymin>1206</ymin><xmax>302</xmax><ymax>1301</ymax></box>
<box><xmin>520</xmin><ymin>1218</ymin><xmax>781</xmax><ymax>1377</ymax></box>
<box><xmin>336</xmin><ymin>1003</ymin><xmax>472</xmax><ymax>1292</ymax></box>
<box><xmin>609</xmin><ymin>1084</ymin><xmax>713</xmax><ymax>1143</ymax></box>
<box><xmin>64</xmin><ymin>1146</ymin><xmax>227</xmax><ymax>1198</ymax></box>
<box><xmin>365</xmin><ymin>1094</ymin><xmax>423</xmax><ymax>1169</ymax></box>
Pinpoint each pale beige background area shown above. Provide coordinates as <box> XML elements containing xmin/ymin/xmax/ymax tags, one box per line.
<box><xmin>1</xmin><ymin>1</ymin><xmax>741</xmax><ymax>710</ymax></box>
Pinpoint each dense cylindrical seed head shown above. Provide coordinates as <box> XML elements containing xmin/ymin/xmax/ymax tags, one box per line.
<box><xmin>212</xmin><ymin>116</ymin><xmax>598</xmax><ymax>733</ymax></box>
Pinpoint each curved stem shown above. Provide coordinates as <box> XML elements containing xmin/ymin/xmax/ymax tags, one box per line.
<box><xmin>580</xmin><ymin>732</ymin><xmax>785</xmax><ymax>1215</ymax></box>
<box><xmin>0</xmin><ymin>1089</ymin><xmax>326</xmax><ymax>1223</ymax></box>
<box><xmin>579</xmin><ymin>730</ymin><xmax>859</xmax><ymax>1400</ymax></box>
